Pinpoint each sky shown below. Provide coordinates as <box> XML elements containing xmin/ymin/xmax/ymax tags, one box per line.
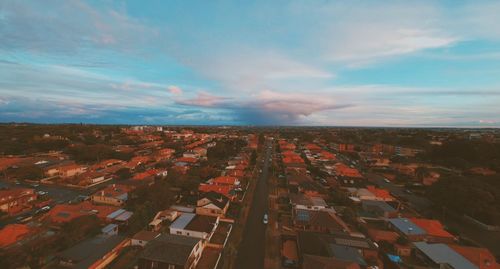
<box><xmin>1</xmin><ymin>0</ymin><xmax>500</xmax><ymax>127</ymax></box>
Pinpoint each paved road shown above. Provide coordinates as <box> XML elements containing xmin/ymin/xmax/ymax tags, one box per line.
<box><xmin>235</xmin><ymin>140</ymin><xmax>272</xmax><ymax>269</ymax></box>
<box><xmin>0</xmin><ymin>179</ymin><xmax>111</xmax><ymax>227</ymax></box>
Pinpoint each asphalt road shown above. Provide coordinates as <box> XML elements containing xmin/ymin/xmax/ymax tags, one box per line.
<box><xmin>0</xmin><ymin>180</ymin><xmax>95</xmax><ymax>227</ymax></box>
<box><xmin>235</xmin><ymin>141</ymin><xmax>272</xmax><ymax>269</ymax></box>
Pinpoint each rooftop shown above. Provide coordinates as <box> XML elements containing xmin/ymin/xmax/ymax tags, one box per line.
<box><xmin>414</xmin><ymin>242</ymin><xmax>478</xmax><ymax>269</ymax></box>
<box><xmin>140</xmin><ymin>234</ymin><xmax>201</xmax><ymax>266</ymax></box>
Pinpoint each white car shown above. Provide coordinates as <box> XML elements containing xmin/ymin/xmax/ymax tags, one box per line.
<box><xmin>263</xmin><ymin>213</ymin><xmax>269</xmax><ymax>224</ymax></box>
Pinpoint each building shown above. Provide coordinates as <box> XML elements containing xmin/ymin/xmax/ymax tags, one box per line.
<box><xmin>0</xmin><ymin>224</ymin><xmax>34</xmax><ymax>248</ymax></box>
<box><xmin>413</xmin><ymin>242</ymin><xmax>478</xmax><ymax>269</ymax></box>
<box><xmin>297</xmin><ymin>231</ymin><xmax>378</xmax><ymax>268</ymax></box>
<box><xmin>169</xmin><ymin>213</ymin><xmax>218</xmax><ymax>240</ymax></box>
<box><xmin>91</xmin><ymin>184</ymin><xmax>133</xmax><ymax>206</ymax></box>
<box><xmin>138</xmin><ymin>234</ymin><xmax>203</xmax><ymax>269</ymax></box>
<box><xmin>294</xmin><ymin>209</ymin><xmax>350</xmax><ymax>234</ymax></box>
<box><xmin>448</xmin><ymin>245</ymin><xmax>499</xmax><ymax>269</ymax></box>
<box><xmin>57</xmin><ymin>235</ymin><xmax>129</xmax><ymax>269</ymax></box>
<box><xmin>361</xmin><ymin>200</ymin><xmax>398</xmax><ymax>218</ymax></box>
<box><xmin>289</xmin><ymin>193</ymin><xmax>327</xmax><ymax>211</ymax></box>
<box><xmin>0</xmin><ymin>188</ymin><xmax>37</xmax><ymax>215</ymax></box>
<box><xmin>131</xmin><ymin>230</ymin><xmax>161</xmax><ymax>247</ymax></box>
<box><xmin>409</xmin><ymin>218</ymin><xmax>455</xmax><ymax>243</ymax></box>
<box><xmin>149</xmin><ymin>209</ymin><xmax>180</xmax><ymax>231</ymax></box>
<box><xmin>388</xmin><ymin>218</ymin><xmax>427</xmax><ymax>241</ymax></box>
<box><xmin>196</xmin><ymin>191</ymin><xmax>230</xmax><ymax>218</ymax></box>
<box><xmin>46</xmin><ymin>163</ymin><xmax>87</xmax><ymax>178</ymax></box>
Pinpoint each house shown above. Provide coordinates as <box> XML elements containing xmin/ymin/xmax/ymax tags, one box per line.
<box><xmin>138</xmin><ymin>234</ymin><xmax>203</xmax><ymax>269</ymax></box>
<box><xmin>294</xmin><ymin>209</ymin><xmax>350</xmax><ymax>234</ymax></box>
<box><xmin>388</xmin><ymin>218</ymin><xmax>427</xmax><ymax>241</ymax></box>
<box><xmin>297</xmin><ymin>231</ymin><xmax>378</xmax><ymax>268</ymax></box>
<box><xmin>413</xmin><ymin>242</ymin><xmax>478</xmax><ymax>269</ymax></box>
<box><xmin>302</xmin><ymin>255</ymin><xmax>361</xmax><ymax>269</ymax></box>
<box><xmin>289</xmin><ymin>193</ymin><xmax>327</xmax><ymax>211</ymax></box>
<box><xmin>131</xmin><ymin>230</ymin><xmax>161</xmax><ymax>247</ymax></box>
<box><xmin>209</xmin><ymin>176</ymin><xmax>240</xmax><ymax>186</ymax></box>
<box><xmin>361</xmin><ymin>200</ymin><xmax>398</xmax><ymax>218</ymax></box>
<box><xmin>408</xmin><ymin>218</ymin><xmax>455</xmax><ymax>243</ymax></box>
<box><xmin>365</xmin><ymin>186</ymin><xmax>394</xmax><ymax>201</ymax></box>
<box><xmin>57</xmin><ymin>235</ymin><xmax>129</xmax><ymax>269</ymax></box>
<box><xmin>367</xmin><ymin>229</ymin><xmax>399</xmax><ymax>244</ymax></box>
<box><xmin>196</xmin><ymin>191</ymin><xmax>230</xmax><ymax>218</ymax></box>
<box><xmin>170</xmin><ymin>213</ymin><xmax>219</xmax><ymax>241</ymax></box>
<box><xmin>101</xmin><ymin>224</ymin><xmax>119</xmax><ymax>236</ymax></box>
<box><xmin>0</xmin><ymin>188</ymin><xmax>37</xmax><ymax>215</ymax></box>
<box><xmin>198</xmin><ymin>184</ymin><xmax>236</xmax><ymax>201</ymax></box>
<box><xmin>149</xmin><ymin>209</ymin><xmax>180</xmax><ymax>231</ymax></box>
<box><xmin>0</xmin><ymin>224</ymin><xmax>34</xmax><ymax>248</ymax></box>
<box><xmin>91</xmin><ymin>184</ymin><xmax>134</xmax><ymax>206</ymax></box>
<box><xmin>448</xmin><ymin>245</ymin><xmax>499</xmax><ymax>269</ymax></box>
<box><xmin>46</xmin><ymin>162</ymin><xmax>87</xmax><ymax>178</ymax></box>
<box><xmin>106</xmin><ymin>208</ymin><xmax>134</xmax><ymax>224</ymax></box>
<box><xmin>49</xmin><ymin>201</ymin><xmax>118</xmax><ymax>224</ymax></box>
<box><xmin>333</xmin><ymin>163</ymin><xmax>363</xmax><ymax>179</ymax></box>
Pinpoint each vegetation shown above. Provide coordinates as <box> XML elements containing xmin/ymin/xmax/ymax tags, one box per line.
<box><xmin>428</xmin><ymin>175</ymin><xmax>500</xmax><ymax>225</ymax></box>
<box><xmin>126</xmin><ymin>180</ymin><xmax>175</xmax><ymax>235</ymax></box>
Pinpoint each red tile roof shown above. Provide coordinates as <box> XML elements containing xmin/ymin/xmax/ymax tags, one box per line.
<box><xmin>49</xmin><ymin>201</ymin><xmax>118</xmax><ymax>223</ymax></box>
<box><xmin>367</xmin><ymin>229</ymin><xmax>399</xmax><ymax>243</ymax></box>
<box><xmin>409</xmin><ymin>218</ymin><xmax>454</xmax><ymax>239</ymax></box>
<box><xmin>448</xmin><ymin>245</ymin><xmax>499</xmax><ymax>269</ymax></box>
<box><xmin>212</xmin><ymin>176</ymin><xmax>239</xmax><ymax>185</ymax></box>
<box><xmin>334</xmin><ymin>163</ymin><xmax>362</xmax><ymax>178</ymax></box>
<box><xmin>198</xmin><ymin>184</ymin><xmax>235</xmax><ymax>199</ymax></box>
<box><xmin>366</xmin><ymin>186</ymin><xmax>394</xmax><ymax>200</ymax></box>
<box><xmin>0</xmin><ymin>224</ymin><xmax>33</xmax><ymax>247</ymax></box>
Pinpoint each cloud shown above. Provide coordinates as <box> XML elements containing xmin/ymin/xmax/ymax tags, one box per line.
<box><xmin>176</xmin><ymin>90</ymin><xmax>353</xmax><ymax>125</ymax></box>
<box><xmin>168</xmin><ymin>85</ymin><xmax>183</xmax><ymax>95</ymax></box>
<box><xmin>0</xmin><ymin>0</ymin><xmax>157</xmax><ymax>54</ymax></box>
<box><xmin>176</xmin><ymin>92</ymin><xmax>228</xmax><ymax>107</ymax></box>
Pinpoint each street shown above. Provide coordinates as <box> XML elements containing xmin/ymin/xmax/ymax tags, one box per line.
<box><xmin>234</xmin><ymin>140</ymin><xmax>272</xmax><ymax>269</ymax></box>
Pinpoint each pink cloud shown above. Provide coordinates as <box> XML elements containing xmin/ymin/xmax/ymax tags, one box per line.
<box><xmin>176</xmin><ymin>92</ymin><xmax>227</xmax><ymax>107</ymax></box>
<box><xmin>168</xmin><ymin>85</ymin><xmax>183</xmax><ymax>95</ymax></box>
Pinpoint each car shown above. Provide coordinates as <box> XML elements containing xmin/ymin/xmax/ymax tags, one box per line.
<box><xmin>31</xmin><ymin>183</ymin><xmax>40</xmax><ymax>187</ymax></box>
<box><xmin>263</xmin><ymin>213</ymin><xmax>268</xmax><ymax>224</ymax></box>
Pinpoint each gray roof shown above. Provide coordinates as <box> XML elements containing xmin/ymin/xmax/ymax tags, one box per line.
<box><xmin>329</xmin><ymin>243</ymin><xmax>367</xmax><ymax>266</ymax></box>
<box><xmin>58</xmin><ymin>235</ymin><xmax>126</xmax><ymax>269</ymax></box>
<box><xmin>362</xmin><ymin>200</ymin><xmax>396</xmax><ymax>212</ymax></box>
<box><xmin>170</xmin><ymin>213</ymin><xmax>195</xmax><ymax>230</ymax></box>
<box><xmin>101</xmin><ymin>224</ymin><xmax>117</xmax><ymax>234</ymax></box>
<box><xmin>389</xmin><ymin>218</ymin><xmax>426</xmax><ymax>235</ymax></box>
<box><xmin>107</xmin><ymin>209</ymin><xmax>126</xmax><ymax>219</ymax></box>
<box><xmin>414</xmin><ymin>242</ymin><xmax>478</xmax><ymax>269</ymax></box>
<box><xmin>140</xmin><ymin>234</ymin><xmax>201</xmax><ymax>266</ymax></box>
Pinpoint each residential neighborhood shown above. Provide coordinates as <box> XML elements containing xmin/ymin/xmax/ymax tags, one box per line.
<box><xmin>1</xmin><ymin>125</ymin><xmax>500</xmax><ymax>269</ymax></box>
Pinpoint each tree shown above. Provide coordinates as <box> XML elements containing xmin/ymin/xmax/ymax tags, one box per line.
<box><xmin>250</xmin><ymin>150</ymin><xmax>257</xmax><ymax>166</ymax></box>
<box><xmin>115</xmin><ymin>168</ymin><xmax>132</xmax><ymax>181</ymax></box>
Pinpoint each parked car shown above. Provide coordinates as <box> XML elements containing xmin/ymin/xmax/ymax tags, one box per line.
<box><xmin>263</xmin><ymin>213</ymin><xmax>268</xmax><ymax>224</ymax></box>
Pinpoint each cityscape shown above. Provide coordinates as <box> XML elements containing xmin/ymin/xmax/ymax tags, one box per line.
<box><xmin>1</xmin><ymin>1</ymin><xmax>500</xmax><ymax>269</ymax></box>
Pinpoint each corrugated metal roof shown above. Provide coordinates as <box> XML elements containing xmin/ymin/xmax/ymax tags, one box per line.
<box><xmin>170</xmin><ymin>213</ymin><xmax>195</xmax><ymax>230</ymax></box>
<box><xmin>388</xmin><ymin>218</ymin><xmax>426</xmax><ymax>235</ymax></box>
<box><xmin>414</xmin><ymin>242</ymin><xmax>478</xmax><ymax>269</ymax></box>
<box><xmin>106</xmin><ymin>209</ymin><xmax>126</xmax><ymax>219</ymax></box>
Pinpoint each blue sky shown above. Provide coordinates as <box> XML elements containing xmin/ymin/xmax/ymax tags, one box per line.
<box><xmin>1</xmin><ymin>0</ymin><xmax>500</xmax><ymax>126</ymax></box>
